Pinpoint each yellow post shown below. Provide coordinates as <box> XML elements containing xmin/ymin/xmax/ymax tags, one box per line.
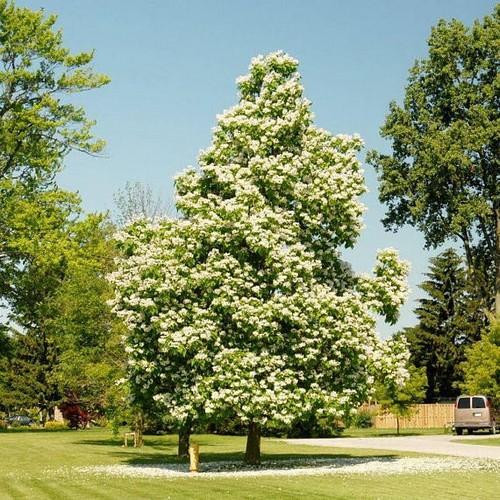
<box><xmin>189</xmin><ymin>444</ymin><xmax>200</xmax><ymax>473</ymax></box>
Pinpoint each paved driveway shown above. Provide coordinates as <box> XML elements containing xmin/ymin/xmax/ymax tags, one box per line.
<box><xmin>288</xmin><ymin>434</ymin><xmax>500</xmax><ymax>460</ymax></box>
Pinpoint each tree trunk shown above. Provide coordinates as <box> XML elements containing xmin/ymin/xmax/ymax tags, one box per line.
<box><xmin>178</xmin><ymin>418</ymin><xmax>192</xmax><ymax>458</ymax></box>
<box><xmin>496</xmin><ymin>207</ymin><xmax>500</xmax><ymax>319</ymax></box>
<box><xmin>396</xmin><ymin>416</ymin><xmax>400</xmax><ymax>436</ymax></box>
<box><xmin>244</xmin><ymin>422</ymin><xmax>261</xmax><ymax>465</ymax></box>
<box><xmin>134</xmin><ymin>411</ymin><xmax>144</xmax><ymax>447</ymax></box>
<box><xmin>40</xmin><ymin>407</ymin><xmax>48</xmax><ymax>425</ymax></box>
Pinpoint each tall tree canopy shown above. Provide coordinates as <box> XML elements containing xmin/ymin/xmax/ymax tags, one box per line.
<box><xmin>0</xmin><ymin>0</ymin><xmax>109</xmax><ymax>301</ymax></box>
<box><xmin>109</xmin><ymin>52</ymin><xmax>410</xmax><ymax>464</ymax></box>
<box><xmin>405</xmin><ymin>249</ymin><xmax>485</xmax><ymax>402</ymax></box>
<box><xmin>368</xmin><ymin>6</ymin><xmax>499</xmax><ymax>317</ymax></box>
<box><xmin>0</xmin><ymin>1</ymin><xmax>115</xmax><ymax>421</ymax></box>
<box><xmin>0</xmin><ymin>0</ymin><xmax>109</xmax><ymax>185</ymax></box>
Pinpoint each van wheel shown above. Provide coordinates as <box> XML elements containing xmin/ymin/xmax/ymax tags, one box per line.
<box><xmin>456</xmin><ymin>428</ymin><xmax>463</xmax><ymax>435</ymax></box>
<box><xmin>467</xmin><ymin>428</ymin><xmax>473</xmax><ymax>435</ymax></box>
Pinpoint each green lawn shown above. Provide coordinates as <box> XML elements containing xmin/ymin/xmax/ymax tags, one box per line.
<box><xmin>0</xmin><ymin>428</ymin><xmax>499</xmax><ymax>499</ymax></box>
<box><xmin>452</xmin><ymin>437</ymin><xmax>500</xmax><ymax>446</ymax></box>
<box><xmin>341</xmin><ymin>427</ymin><xmax>447</xmax><ymax>438</ymax></box>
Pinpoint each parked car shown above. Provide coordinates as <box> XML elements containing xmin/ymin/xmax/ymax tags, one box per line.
<box><xmin>454</xmin><ymin>395</ymin><xmax>497</xmax><ymax>435</ymax></box>
<box><xmin>7</xmin><ymin>415</ymin><xmax>35</xmax><ymax>427</ymax></box>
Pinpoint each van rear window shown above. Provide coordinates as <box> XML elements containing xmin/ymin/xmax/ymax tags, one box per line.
<box><xmin>472</xmin><ymin>397</ymin><xmax>486</xmax><ymax>408</ymax></box>
<box><xmin>457</xmin><ymin>397</ymin><xmax>470</xmax><ymax>409</ymax></box>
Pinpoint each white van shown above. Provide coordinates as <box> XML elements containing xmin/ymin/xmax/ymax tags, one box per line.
<box><xmin>454</xmin><ymin>395</ymin><xmax>497</xmax><ymax>435</ymax></box>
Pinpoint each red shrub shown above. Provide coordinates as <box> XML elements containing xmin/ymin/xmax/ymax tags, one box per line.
<box><xmin>59</xmin><ymin>402</ymin><xmax>90</xmax><ymax>429</ymax></box>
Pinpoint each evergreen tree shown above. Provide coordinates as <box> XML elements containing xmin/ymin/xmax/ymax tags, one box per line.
<box><xmin>405</xmin><ymin>249</ymin><xmax>485</xmax><ymax>402</ymax></box>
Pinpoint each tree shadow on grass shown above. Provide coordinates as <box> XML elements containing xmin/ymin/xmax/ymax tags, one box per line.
<box><xmin>73</xmin><ymin>436</ymin><xmax>177</xmax><ymax>449</ymax></box>
<box><xmin>73</xmin><ymin>434</ymin><xmax>245</xmax><ymax>451</ymax></box>
<box><xmin>107</xmin><ymin>450</ymin><xmax>401</xmax><ymax>467</ymax></box>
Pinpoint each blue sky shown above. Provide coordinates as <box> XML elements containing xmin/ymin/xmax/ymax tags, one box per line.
<box><xmin>19</xmin><ymin>0</ymin><xmax>496</xmax><ymax>336</ymax></box>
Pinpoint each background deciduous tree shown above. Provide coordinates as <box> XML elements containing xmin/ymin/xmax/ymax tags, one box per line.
<box><xmin>460</xmin><ymin>318</ymin><xmax>500</xmax><ymax>407</ymax></box>
<box><xmin>375</xmin><ymin>363</ymin><xmax>427</xmax><ymax>435</ymax></box>
<box><xmin>0</xmin><ymin>0</ymin><xmax>111</xmax><ymax>420</ymax></box>
<box><xmin>0</xmin><ymin>0</ymin><xmax>109</xmax><ymax>303</ymax></box>
<box><xmin>368</xmin><ymin>6</ymin><xmax>499</xmax><ymax>317</ymax></box>
<box><xmin>113</xmin><ymin>181</ymin><xmax>168</xmax><ymax>226</ymax></box>
<box><xmin>0</xmin><ymin>0</ymin><xmax>109</xmax><ymax>183</ymax></box>
<box><xmin>47</xmin><ymin>221</ymin><xmax>127</xmax><ymax>419</ymax></box>
<box><xmin>2</xmin><ymin>200</ymin><xmax>124</xmax><ymax>421</ymax></box>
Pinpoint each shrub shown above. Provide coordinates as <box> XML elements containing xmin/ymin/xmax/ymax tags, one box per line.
<box><xmin>284</xmin><ymin>414</ymin><xmax>344</xmax><ymax>438</ymax></box>
<box><xmin>203</xmin><ymin>413</ymin><xmax>345</xmax><ymax>438</ymax></box>
<box><xmin>94</xmin><ymin>416</ymin><xmax>108</xmax><ymax>428</ymax></box>
<box><xmin>44</xmin><ymin>420</ymin><xmax>69</xmax><ymax>431</ymax></box>
<box><xmin>352</xmin><ymin>408</ymin><xmax>374</xmax><ymax>428</ymax></box>
<box><xmin>204</xmin><ymin>416</ymin><xmax>247</xmax><ymax>436</ymax></box>
<box><xmin>59</xmin><ymin>403</ymin><xmax>90</xmax><ymax>429</ymax></box>
<box><xmin>10</xmin><ymin>420</ymin><xmax>27</xmax><ymax>428</ymax></box>
<box><xmin>143</xmin><ymin>413</ymin><xmax>176</xmax><ymax>435</ymax></box>
<box><xmin>109</xmin><ymin>417</ymin><xmax>121</xmax><ymax>438</ymax></box>
<box><xmin>0</xmin><ymin>420</ymin><xmax>7</xmax><ymax>430</ymax></box>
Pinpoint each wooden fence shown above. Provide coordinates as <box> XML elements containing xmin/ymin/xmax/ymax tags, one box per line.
<box><xmin>367</xmin><ymin>404</ymin><xmax>454</xmax><ymax>429</ymax></box>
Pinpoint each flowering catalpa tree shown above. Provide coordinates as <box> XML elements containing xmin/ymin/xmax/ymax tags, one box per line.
<box><xmin>108</xmin><ymin>52</ymin><xmax>410</xmax><ymax>464</ymax></box>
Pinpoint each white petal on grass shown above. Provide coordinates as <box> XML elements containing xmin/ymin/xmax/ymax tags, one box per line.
<box><xmin>71</xmin><ymin>457</ymin><xmax>500</xmax><ymax>479</ymax></box>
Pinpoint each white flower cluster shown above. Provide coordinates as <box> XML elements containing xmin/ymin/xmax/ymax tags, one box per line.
<box><xmin>108</xmin><ymin>52</ymin><xmax>410</xmax><ymax>428</ymax></box>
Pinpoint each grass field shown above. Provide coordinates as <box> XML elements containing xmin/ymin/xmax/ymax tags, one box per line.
<box><xmin>341</xmin><ymin>427</ymin><xmax>447</xmax><ymax>438</ymax></box>
<box><xmin>452</xmin><ymin>437</ymin><xmax>500</xmax><ymax>446</ymax></box>
<box><xmin>0</xmin><ymin>428</ymin><xmax>499</xmax><ymax>499</ymax></box>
